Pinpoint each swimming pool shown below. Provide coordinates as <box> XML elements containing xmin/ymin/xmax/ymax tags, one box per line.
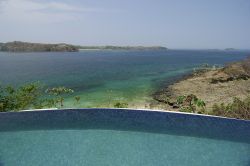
<box><xmin>0</xmin><ymin>109</ymin><xmax>249</xmax><ymax>166</ymax></box>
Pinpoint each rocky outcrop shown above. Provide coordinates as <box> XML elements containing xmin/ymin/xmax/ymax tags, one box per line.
<box><xmin>154</xmin><ymin>57</ymin><xmax>250</xmax><ymax>110</ymax></box>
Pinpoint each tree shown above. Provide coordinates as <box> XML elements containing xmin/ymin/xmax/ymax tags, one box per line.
<box><xmin>0</xmin><ymin>83</ymin><xmax>43</xmax><ymax>112</ymax></box>
<box><xmin>46</xmin><ymin>87</ymin><xmax>74</xmax><ymax>107</ymax></box>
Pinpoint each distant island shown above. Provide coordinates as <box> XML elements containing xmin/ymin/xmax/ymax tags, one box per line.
<box><xmin>77</xmin><ymin>45</ymin><xmax>168</xmax><ymax>51</ymax></box>
<box><xmin>225</xmin><ymin>48</ymin><xmax>236</xmax><ymax>51</ymax></box>
<box><xmin>0</xmin><ymin>41</ymin><xmax>168</xmax><ymax>52</ymax></box>
<box><xmin>0</xmin><ymin>41</ymin><xmax>78</xmax><ymax>52</ymax></box>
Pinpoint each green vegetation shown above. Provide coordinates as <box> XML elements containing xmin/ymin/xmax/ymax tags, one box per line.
<box><xmin>211</xmin><ymin>97</ymin><xmax>250</xmax><ymax>120</ymax></box>
<box><xmin>0</xmin><ymin>79</ymin><xmax>249</xmax><ymax>120</ymax></box>
<box><xmin>114</xmin><ymin>102</ymin><xmax>128</xmax><ymax>108</ymax></box>
<box><xmin>0</xmin><ymin>82</ymin><xmax>130</xmax><ymax>112</ymax></box>
<box><xmin>155</xmin><ymin>57</ymin><xmax>250</xmax><ymax>120</ymax></box>
<box><xmin>175</xmin><ymin>94</ymin><xmax>250</xmax><ymax>120</ymax></box>
<box><xmin>176</xmin><ymin>94</ymin><xmax>206</xmax><ymax>114</ymax></box>
<box><xmin>0</xmin><ymin>83</ymin><xmax>43</xmax><ymax>112</ymax></box>
<box><xmin>0</xmin><ymin>41</ymin><xmax>167</xmax><ymax>52</ymax></box>
<box><xmin>74</xmin><ymin>96</ymin><xmax>81</xmax><ymax>104</ymax></box>
<box><xmin>0</xmin><ymin>83</ymin><xmax>74</xmax><ymax>112</ymax></box>
<box><xmin>45</xmin><ymin>87</ymin><xmax>74</xmax><ymax>107</ymax></box>
<box><xmin>0</xmin><ymin>41</ymin><xmax>78</xmax><ymax>52</ymax></box>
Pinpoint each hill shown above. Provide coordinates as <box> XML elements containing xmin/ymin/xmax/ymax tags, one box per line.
<box><xmin>0</xmin><ymin>41</ymin><xmax>167</xmax><ymax>52</ymax></box>
<box><xmin>0</xmin><ymin>41</ymin><xmax>78</xmax><ymax>52</ymax></box>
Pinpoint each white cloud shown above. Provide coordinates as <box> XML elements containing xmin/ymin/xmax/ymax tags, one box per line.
<box><xmin>0</xmin><ymin>0</ymin><xmax>102</xmax><ymax>23</ymax></box>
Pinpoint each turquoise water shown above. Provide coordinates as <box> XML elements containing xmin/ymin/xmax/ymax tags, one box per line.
<box><xmin>0</xmin><ymin>109</ymin><xmax>249</xmax><ymax>165</ymax></box>
<box><xmin>0</xmin><ymin>130</ymin><xmax>249</xmax><ymax>166</ymax></box>
<box><xmin>0</xmin><ymin>50</ymin><xmax>249</xmax><ymax>107</ymax></box>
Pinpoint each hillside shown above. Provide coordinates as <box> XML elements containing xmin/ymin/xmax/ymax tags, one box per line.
<box><xmin>154</xmin><ymin>57</ymin><xmax>250</xmax><ymax>119</ymax></box>
<box><xmin>0</xmin><ymin>41</ymin><xmax>168</xmax><ymax>52</ymax></box>
<box><xmin>0</xmin><ymin>41</ymin><xmax>78</xmax><ymax>52</ymax></box>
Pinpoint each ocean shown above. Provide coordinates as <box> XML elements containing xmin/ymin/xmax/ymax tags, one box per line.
<box><xmin>0</xmin><ymin>49</ymin><xmax>249</xmax><ymax>108</ymax></box>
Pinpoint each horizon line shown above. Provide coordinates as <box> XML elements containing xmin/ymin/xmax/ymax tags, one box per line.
<box><xmin>1</xmin><ymin>41</ymin><xmax>249</xmax><ymax>50</ymax></box>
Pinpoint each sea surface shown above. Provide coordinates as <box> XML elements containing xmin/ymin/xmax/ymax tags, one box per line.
<box><xmin>0</xmin><ymin>50</ymin><xmax>249</xmax><ymax>108</ymax></box>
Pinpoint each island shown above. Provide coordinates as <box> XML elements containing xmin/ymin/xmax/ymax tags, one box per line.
<box><xmin>0</xmin><ymin>41</ymin><xmax>78</xmax><ymax>52</ymax></box>
<box><xmin>224</xmin><ymin>48</ymin><xmax>236</xmax><ymax>51</ymax></box>
<box><xmin>77</xmin><ymin>45</ymin><xmax>168</xmax><ymax>51</ymax></box>
<box><xmin>0</xmin><ymin>41</ymin><xmax>168</xmax><ymax>52</ymax></box>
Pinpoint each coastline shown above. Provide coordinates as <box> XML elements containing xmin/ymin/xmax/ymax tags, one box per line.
<box><xmin>153</xmin><ymin>71</ymin><xmax>195</xmax><ymax>104</ymax></box>
<box><xmin>1</xmin><ymin>50</ymin><xmax>249</xmax><ymax>119</ymax></box>
<box><xmin>153</xmin><ymin>57</ymin><xmax>250</xmax><ymax>119</ymax></box>
<box><xmin>0</xmin><ymin>41</ymin><xmax>168</xmax><ymax>52</ymax></box>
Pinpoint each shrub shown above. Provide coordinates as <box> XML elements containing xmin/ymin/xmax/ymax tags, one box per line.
<box><xmin>0</xmin><ymin>83</ymin><xmax>43</xmax><ymax>112</ymax></box>
<box><xmin>46</xmin><ymin>87</ymin><xmax>74</xmax><ymax>107</ymax></box>
<box><xmin>211</xmin><ymin>97</ymin><xmax>250</xmax><ymax>120</ymax></box>
<box><xmin>176</xmin><ymin>94</ymin><xmax>206</xmax><ymax>113</ymax></box>
<box><xmin>114</xmin><ymin>102</ymin><xmax>128</xmax><ymax>108</ymax></box>
<box><xmin>176</xmin><ymin>95</ymin><xmax>186</xmax><ymax>105</ymax></box>
<box><xmin>0</xmin><ymin>83</ymin><xmax>75</xmax><ymax>112</ymax></box>
<box><xmin>74</xmin><ymin>96</ymin><xmax>81</xmax><ymax>104</ymax></box>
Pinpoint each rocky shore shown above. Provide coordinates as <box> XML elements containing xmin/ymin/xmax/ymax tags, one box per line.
<box><xmin>154</xmin><ymin>57</ymin><xmax>250</xmax><ymax>112</ymax></box>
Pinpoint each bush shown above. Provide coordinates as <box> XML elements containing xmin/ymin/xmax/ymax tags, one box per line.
<box><xmin>46</xmin><ymin>87</ymin><xmax>74</xmax><ymax>107</ymax></box>
<box><xmin>114</xmin><ymin>102</ymin><xmax>128</xmax><ymax>108</ymax></box>
<box><xmin>176</xmin><ymin>94</ymin><xmax>206</xmax><ymax>113</ymax></box>
<box><xmin>0</xmin><ymin>83</ymin><xmax>75</xmax><ymax>112</ymax></box>
<box><xmin>0</xmin><ymin>83</ymin><xmax>43</xmax><ymax>112</ymax></box>
<box><xmin>74</xmin><ymin>96</ymin><xmax>81</xmax><ymax>104</ymax></box>
<box><xmin>211</xmin><ymin>97</ymin><xmax>250</xmax><ymax>120</ymax></box>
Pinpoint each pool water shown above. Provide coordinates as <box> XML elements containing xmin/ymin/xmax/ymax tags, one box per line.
<box><xmin>0</xmin><ymin>109</ymin><xmax>249</xmax><ymax>166</ymax></box>
<box><xmin>0</xmin><ymin>130</ymin><xmax>249</xmax><ymax>166</ymax></box>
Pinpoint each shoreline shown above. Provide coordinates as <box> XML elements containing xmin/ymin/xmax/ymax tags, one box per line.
<box><xmin>0</xmin><ymin>41</ymin><xmax>168</xmax><ymax>52</ymax></box>
<box><xmin>152</xmin><ymin>57</ymin><xmax>250</xmax><ymax>120</ymax></box>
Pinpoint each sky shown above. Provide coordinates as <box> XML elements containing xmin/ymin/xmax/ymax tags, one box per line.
<box><xmin>0</xmin><ymin>0</ymin><xmax>249</xmax><ymax>49</ymax></box>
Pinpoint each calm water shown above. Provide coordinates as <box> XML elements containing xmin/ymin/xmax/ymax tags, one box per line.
<box><xmin>0</xmin><ymin>130</ymin><xmax>249</xmax><ymax>166</ymax></box>
<box><xmin>0</xmin><ymin>50</ymin><xmax>249</xmax><ymax>107</ymax></box>
<box><xmin>0</xmin><ymin>108</ymin><xmax>249</xmax><ymax>165</ymax></box>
